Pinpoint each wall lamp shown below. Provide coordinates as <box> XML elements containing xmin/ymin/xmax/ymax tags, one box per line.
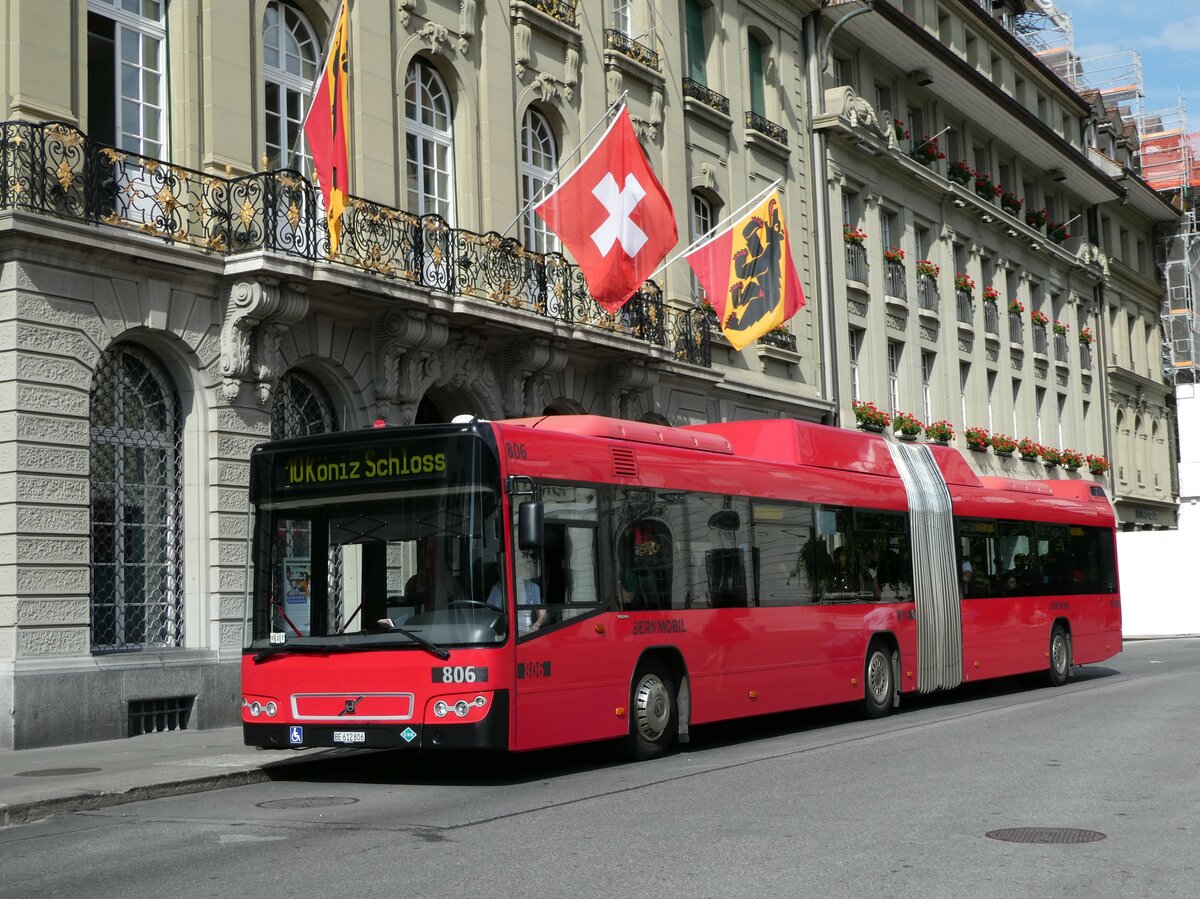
<box><xmin>909</xmin><ymin>69</ymin><xmax>933</xmax><ymax>87</ymax></box>
<box><xmin>1048</xmin><ymin>169</ymin><xmax>1067</xmax><ymax>182</ymax></box>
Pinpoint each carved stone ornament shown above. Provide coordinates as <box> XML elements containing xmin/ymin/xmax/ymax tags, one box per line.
<box><xmin>219</xmin><ymin>278</ymin><xmax>309</xmax><ymax>405</ymax></box>
<box><xmin>514</xmin><ymin>23</ymin><xmax>531</xmax><ymax>78</ymax></box>
<box><xmin>533</xmin><ymin>72</ymin><xmax>558</xmax><ymax>103</ymax></box>
<box><xmin>399</xmin><ymin>0</ymin><xmax>415</xmax><ymax>28</ymax></box>
<box><xmin>564</xmin><ymin>48</ymin><xmax>579</xmax><ymax>100</ymax></box>
<box><xmin>458</xmin><ymin>0</ymin><xmax>476</xmax><ymax>53</ymax></box>
<box><xmin>502</xmin><ymin>337</ymin><xmax>568</xmax><ymax>417</ymax></box>
<box><xmin>372</xmin><ymin>309</ymin><xmax>450</xmax><ymax>425</ymax></box>
<box><xmin>606</xmin><ymin>69</ymin><xmax>623</xmax><ymax>103</ymax></box>
<box><xmin>418</xmin><ymin>22</ymin><xmax>451</xmax><ymax>52</ymax></box>
<box><xmin>606</xmin><ymin>359</ymin><xmax>658</xmax><ymax>419</ymax></box>
<box><xmin>631</xmin><ymin>115</ymin><xmax>657</xmax><ymax>142</ymax></box>
<box><xmin>694</xmin><ymin>161</ymin><xmax>716</xmax><ymax>192</ymax></box>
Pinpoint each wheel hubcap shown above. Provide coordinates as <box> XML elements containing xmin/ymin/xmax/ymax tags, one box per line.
<box><xmin>634</xmin><ymin>674</ymin><xmax>670</xmax><ymax>741</ymax></box>
<box><xmin>868</xmin><ymin>651</ymin><xmax>890</xmax><ymax>704</ymax></box>
<box><xmin>1052</xmin><ymin>635</ymin><xmax>1068</xmax><ymax>674</ymax></box>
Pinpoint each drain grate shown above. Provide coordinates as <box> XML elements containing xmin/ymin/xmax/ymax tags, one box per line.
<box><xmin>15</xmin><ymin>767</ymin><xmax>102</xmax><ymax>778</ymax></box>
<box><xmin>256</xmin><ymin>797</ymin><xmax>359</xmax><ymax>810</ymax></box>
<box><xmin>986</xmin><ymin>827</ymin><xmax>1106</xmax><ymax>844</ymax></box>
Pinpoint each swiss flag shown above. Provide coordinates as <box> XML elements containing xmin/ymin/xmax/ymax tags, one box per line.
<box><xmin>535</xmin><ymin>107</ymin><xmax>677</xmax><ymax>313</ymax></box>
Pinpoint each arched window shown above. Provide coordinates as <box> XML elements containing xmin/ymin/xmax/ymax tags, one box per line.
<box><xmin>521</xmin><ymin>108</ymin><xmax>559</xmax><ymax>254</ymax></box>
<box><xmin>89</xmin><ymin>344</ymin><xmax>183</xmax><ymax>651</ymax></box>
<box><xmin>271</xmin><ymin>370</ymin><xmax>344</xmax><ymax>626</ymax></box>
<box><xmin>405</xmin><ymin>59</ymin><xmax>455</xmax><ymax>222</ymax></box>
<box><xmin>263</xmin><ymin>1</ymin><xmax>320</xmax><ymax>171</ymax></box>
<box><xmin>271</xmin><ymin>370</ymin><xmax>338</xmax><ymax>440</ymax></box>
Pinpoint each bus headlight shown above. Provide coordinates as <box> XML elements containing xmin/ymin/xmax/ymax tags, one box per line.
<box><xmin>433</xmin><ymin>701</ymin><xmax>449</xmax><ymax>718</ymax></box>
<box><xmin>454</xmin><ymin>700</ymin><xmax>470</xmax><ymax>717</ymax></box>
<box><xmin>265</xmin><ymin>701</ymin><xmax>278</xmax><ymax>717</ymax></box>
<box><xmin>248</xmin><ymin>701</ymin><xmax>261</xmax><ymax>718</ymax></box>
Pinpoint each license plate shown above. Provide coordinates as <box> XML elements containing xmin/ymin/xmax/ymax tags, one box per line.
<box><xmin>332</xmin><ymin>730</ymin><xmax>365</xmax><ymax>744</ymax></box>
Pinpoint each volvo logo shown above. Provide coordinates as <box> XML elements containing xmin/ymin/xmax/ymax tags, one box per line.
<box><xmin>339</xmin><ymin>696</ymin><xmax>364</xmax><ymax>716</ymax></box>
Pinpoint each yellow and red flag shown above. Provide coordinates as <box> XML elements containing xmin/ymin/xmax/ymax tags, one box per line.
<box><xmin>303</xmin><ymin>0</ymin><xmax>350</xmax><ymax>254</ymax></box>
<box><xmin>686</xmin><ymin>190</ymin><xmax>805</xmax><ymax>351</ymax></box>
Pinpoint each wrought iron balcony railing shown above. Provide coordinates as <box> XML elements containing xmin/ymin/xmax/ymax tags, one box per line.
<box><xmin>983</xmin><ymin>301</ymin><xmax>999</xmax><ymax>335</ymax></box>
<box><xmin>1008</xmin><ymin>313</ymin><xmax>1023</xmax><ymax>344</ymax></box>
<box><xmin>884</xmin><ymin>261</ymin><xmax>907</xmax><ymax>300</ymax></box>
<box><xmin>745</xmin><ymin>111</ymin><xmax>788</xmax><ymax>145</ymax></box>
<box><xmin>0</xmin><ymin>119</ymin><xmax>707</xmax><ymax>362</ymax></box>
<box><xmin>956</xmin><ymin>291</ymin><xmax>973</xmax><ymax>324</ymax></box>
<box><xmin>845</xmin><ymin>243</ymin><xmax>868</xmax><ymax>283</ymax></box>
<box><xmin>1080</xmin><ymin>344</ymin><xmax>1092</xmax><ymax>371</ymax></box>
<box><xmin>682</xmin><ymin>78</ymin><xmax>730</xmax><ymax>116</ymax></box>
<box><xmin>1033</xmin><ymin>325</ymin><xmax>1048</xmax><ymax>355</ymax></box>
<box><xmin>1054</xmin><ymin>334</ymin><xmax>1068</xmax><ymax>363</ymax></box>
<box><xmin>759</xmin><ymin>328</ymin><xmax>798</xmax><ymax>352</ymax></box>
<box><xmin>918</xmin><ymin>277</ymin><xmax>939</xmax><ymax>312</ymax></box>
<box><xmin>519</xmin><ymin>0</ymin><xmax>577</xmax><ymax>27</ymax></box>
<box><xmin>605</xmin><ymin>29</ymin><xmax>660</xmax><ymax>71</ymax></box>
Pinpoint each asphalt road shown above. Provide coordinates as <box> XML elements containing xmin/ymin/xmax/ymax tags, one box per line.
<box><xmin>1</xmin><ymin>638</ymin><xmax>1196</xmax><ymax>899</ymax></box>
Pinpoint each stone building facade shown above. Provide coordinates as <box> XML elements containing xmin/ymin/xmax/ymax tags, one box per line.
<box><xmin>0</xmin><ymin>0</ymin><xmax>1177</xmax><ymax>748</ymax></box>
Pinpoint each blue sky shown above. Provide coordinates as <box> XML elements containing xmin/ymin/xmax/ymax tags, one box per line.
<box><xmin>1057</xmin><ymin>0</ymin><xmax>1199</xmax><ymax>119</ymax></box>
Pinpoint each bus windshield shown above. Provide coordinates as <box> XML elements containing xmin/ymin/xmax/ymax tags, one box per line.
<box><xmin>246</xmin><ymin>433</ymin><xmax>506</xmax><ymax>650</ymax></box>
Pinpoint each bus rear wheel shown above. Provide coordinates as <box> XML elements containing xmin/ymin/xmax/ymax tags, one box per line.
<box><xmin>1047</xmin><ymin>625</ymin><xmax>1071</xmax><ymax>687</ymax></box>
<box><xmin>863</xmin><ymin>643</ymin><xmax>896</xmax><ymax>719</ymax></box>
<box><xmin>627</xmin><ymin>659</ymin><xmax>676</xmax><ymax>760</ymax></box>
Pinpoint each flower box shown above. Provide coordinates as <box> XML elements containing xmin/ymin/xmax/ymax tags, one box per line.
<box><xmin>912</xmin><ymin>136</ymin><xmax>945</xmax><ymax>164</ymax></box>
<box><xmin>844</xmin><ymin>226</ymin><xmax>867</xmax><ymax>247</ymax></box>
<box><xmin>1079</xmin><ymin>326</ymin><xmax>1095</xmax><ymax>345</ymax></box>
<box><xmin>925</xmin><ymin>419</ymin><xmax>955</xmax><ymax>443</ymax></box>
<box><xmin>1087</xmin><ymin>453</ymin><xmax>1110</xmax><ymax>474</ymax></box>
<box><xmin>982</xmin><ymin>286</ymin><xmax>1000</xmax><ymax>303</ymax></box>
<box><xmin>915</xmin><ymin>260</ymin><xmax>940</xmax><ymax>279</ymax></box>
<box><xmin>991</xmin><ymin>433</ymin><xmax>1018</xmax><ymax>455</ymax></box>
<box><xmin>948</xmin><ymin>161</ymin><xmax>973</xmax><ymax>186</ymax></box>
<box><xmin>892</xmin><ymin>411</ymin><xmax>923</xmax><ymax>438</ymax></box>
<box><xmin>954</xmin><ymin>272</ymin><xmax>976</xmax><ymax>295</ymax></box>
<box><xmin>1031</xmin><ymin>310</ymin><xmax>1049</xmax><ymax>327</ymax></box>
<box><xmin>852</xmin><ymin>400</ymin><xmax>890</xmax><ymax>431</ymax></box>
<box><xmin>1025</xmin><ymin>208</ymin><xmax>1048</xmax><ymax>230</ymax></box>
<box><xmin>883</xmin><ymin>247</ymin><xmax>905</xmax><ymax>265</ymax></box>
<box><xmin>965</xmin><ymin>427</ymin><xmax>990</xmax><ymax>451</ymax></box>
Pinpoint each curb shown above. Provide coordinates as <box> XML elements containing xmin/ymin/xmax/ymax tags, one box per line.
<box><xmin>1</xmin><ymin>768</ymin><xmax>270</xmax><ymax>828</ymax></box>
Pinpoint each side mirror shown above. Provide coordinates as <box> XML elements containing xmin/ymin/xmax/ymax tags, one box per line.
<box><xmin>518</xmin><ymin>501</ymin><xmax>544</xmax><ymax>551</ymax></box>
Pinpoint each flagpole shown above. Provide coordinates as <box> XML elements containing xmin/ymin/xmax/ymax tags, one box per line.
<box><xmin>645</xmin><ymin>178</ymin><xmax>783</xmax><ymax>284</ymax></box>
<box><xmin>503</xmin><ymin>90</ymin><xmax>629</xmax><ymax>238</ymax></box>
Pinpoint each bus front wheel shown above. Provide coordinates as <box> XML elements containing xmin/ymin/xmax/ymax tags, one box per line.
<box><xmin>1047</xmin><ymin>625</ymin><xmax>1071</xmax><ymax>687</ymax></box>
<box><xmin>627</xmin><ymin>659</ymin><xmax>677</xmax><ymax>760</ymax></box>
<box><xmin>863</xmin><ymin>643</ymin><xmax>896</xmax><ymax>719</ymax></box>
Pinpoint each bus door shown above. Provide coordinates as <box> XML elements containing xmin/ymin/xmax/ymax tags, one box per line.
<box><xmin>510</xmin><ymin>485</ymin><xmax>622</xmax><ymax>750</ymax></box>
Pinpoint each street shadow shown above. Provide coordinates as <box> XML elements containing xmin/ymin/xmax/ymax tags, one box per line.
<box><xmin>260</xmin><ymin>663</ymin><xmax>1123</xmax><ymax>788</ymax></box>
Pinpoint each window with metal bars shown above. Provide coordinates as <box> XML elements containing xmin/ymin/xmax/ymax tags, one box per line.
<box><xmin>89</xmin><ymin>343</ymin><xmax>184</xmax><ymax>652</ymax></box>
<box><xmin>271</xmin><ymin>370</ymin><xmax>338</xmax><ymax>439</ymax></box>
<box><xmin>271</xmin><ymin>370</ymin><xmax>344</xmax><ymax>627</ymax></box>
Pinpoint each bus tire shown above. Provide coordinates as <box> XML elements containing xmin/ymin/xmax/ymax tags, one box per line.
<box><xmin>863</xmin><ymin>642</ymin><xmax>896</xmax><ymax>719</ymax></box>
<box><xmin>627</xmin><ymin>658</ymin><xmax>677</xmax><ymax>760</ymax></box>
<box><xmin>1047</xmin><ymin>625</ymin><xmax>1071</xmax><ymax>687</ymax></box>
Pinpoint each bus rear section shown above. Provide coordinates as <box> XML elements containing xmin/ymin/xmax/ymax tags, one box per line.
<box><xmin>241</xmin><ymin>423</ymin><xmax>518</xmax><ymax>750</ymax></box>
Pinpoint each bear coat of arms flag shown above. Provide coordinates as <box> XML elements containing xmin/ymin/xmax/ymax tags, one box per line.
<box><xmin>303</xmin><ymin>0</ymin><xmax>350</xmax><ymax>254</ymax></box>
<box><xmin>686</xmin><ymin>190</ymin><xmax>806</xmax><ymax>351</ymax></box>
<box><xmin>534</xmin><ymin>106</ymin><xmax>677</xmax><ymax>314</ymax></box>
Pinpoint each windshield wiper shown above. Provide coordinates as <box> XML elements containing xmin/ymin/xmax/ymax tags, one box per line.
<box><xmin>252</xmin><ymin>643</ymin><xmax>358</xmax><ymax>663</ymax></box>
<box><xmin>376</xmin><ymin>619</ymin><xmax>451</xmax><ymax>660</ymax></box>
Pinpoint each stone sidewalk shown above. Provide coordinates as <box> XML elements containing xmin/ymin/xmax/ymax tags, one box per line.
<box><xmin>0</xmin><ymin>725</ymin><xmax>336</xmax><ymax>827</ymax></box>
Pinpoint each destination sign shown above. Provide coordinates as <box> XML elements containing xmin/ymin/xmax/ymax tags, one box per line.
<box><xmin>276</xmin><ymin>444</ymin><xmax>447</xmax><ymax>490</ymax></box>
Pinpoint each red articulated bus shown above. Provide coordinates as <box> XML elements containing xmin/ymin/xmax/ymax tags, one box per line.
<box><xmin>242</xmin><ymin>415</ymin><xmax>1120</xmax><ymax>758</ymax></box>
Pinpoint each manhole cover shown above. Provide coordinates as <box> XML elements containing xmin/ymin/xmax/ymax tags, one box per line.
<box><xmin>15</xmin><ymin>767</ymin><xmax>102</xmax><ymax>777</ymax></box>
<box><xmin>256</xmin><ymin>797</ymin><xmax>359</xmax><ymax>810</ymax></box>
<box><xmin>986</xmin><ymin>827</ymin><xmax>1106</xmax><ymax>844</ymax></box>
